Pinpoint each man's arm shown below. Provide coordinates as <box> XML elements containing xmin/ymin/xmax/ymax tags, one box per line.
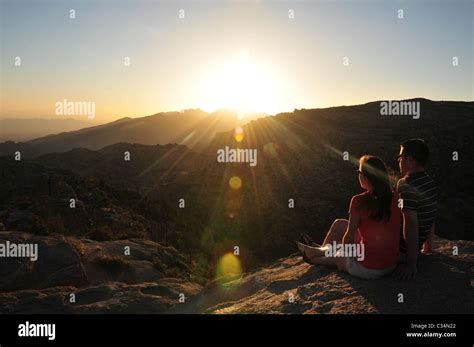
<box><xmin>398</xmin><ymin>209</ymin><xmax>418</xmax><ymax>280</ymax></box>
<box><xmin>395</xmin><ymin>178</ymin><xmax>419</xmax><ymax>280</ymax></box>
<box><xmin>403</xmin><ymin>210</ymin><xmax>419</xmax><ymax>265</ymax></box>
<box><xmin>422</xmin><ymin>223</ymin><xmax>435</xmax><ymax>254</ymax></box>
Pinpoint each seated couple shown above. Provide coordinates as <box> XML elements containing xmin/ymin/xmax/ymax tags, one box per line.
<box><xmin>298</xmin><ymin>139</ymin><xmax>437</xmax><ymax>280</ymax></box>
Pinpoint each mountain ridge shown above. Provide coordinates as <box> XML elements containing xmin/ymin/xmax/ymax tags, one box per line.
<box><xmin>4</xmin><ymin>98</ymin><xmax>472</xmax><ymax>159</ymax></box>
<box><xmin>21</xmin><ymin>109</ymin><xmax>266</xmax><ymax>155</ymax></box>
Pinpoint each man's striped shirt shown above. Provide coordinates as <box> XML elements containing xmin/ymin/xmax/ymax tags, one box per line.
<box><xmin>397</xmin><ymin>171</ymin><xmax>437</xmax><ymax>253</ymax></box>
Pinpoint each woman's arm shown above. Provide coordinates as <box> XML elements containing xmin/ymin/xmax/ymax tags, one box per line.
<box><xmin>342</xmin><ymin>213</ymin><xmax>360</xmax><ymax>245</ymax></box>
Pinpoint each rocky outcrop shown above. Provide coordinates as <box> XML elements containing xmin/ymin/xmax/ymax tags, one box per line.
<box><xmin>0</xmin><ymin>232</ymin><xmax>471</xmax><ymax>314</ymax></box>
<box><xmin>0</xmin><ymin>231</ymin><xmax>201</xmax><ymax>313</ymax></box>
<box><xmin>0</xmin><ymin>232</ymin><xmax>87</xmax><ymax>291</ymax></box>
<box><xmin>180</xmin><ymin>236</ymin><xmax>473</xmax><ymax>314</ymax></box>
<box><xmin>0</xmin><ymin>280</ymin><xmax>202</xmax><ymax>314</ymax></box>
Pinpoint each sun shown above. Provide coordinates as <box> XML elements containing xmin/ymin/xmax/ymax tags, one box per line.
<box><xmin>199</xmin><ymin>49</ymin><xmax>286</xmax><ymax>115</ymax></box>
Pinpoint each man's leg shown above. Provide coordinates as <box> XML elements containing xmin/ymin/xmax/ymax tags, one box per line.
<box><xmin>422</xmin><ymin>223</ymin><xmax>435</xmax><ymax>254</ymax></box>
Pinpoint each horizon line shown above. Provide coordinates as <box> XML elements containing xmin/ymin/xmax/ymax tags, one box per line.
<box><xmin>2</xmin><ymin>97</ymin><xmax>474</xmax><ymax>122</ymax></box>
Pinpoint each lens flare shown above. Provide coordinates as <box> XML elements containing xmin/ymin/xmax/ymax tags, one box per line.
<box><xmin>229</xmin><ymin>176</ymin><xmax>242</xmax><ymax>190</ymax></box>
<box><xmin>263</xmin><ymin>142</ymin><xmax>280</xmax><ymax>158</ymax></box>
<box><xmin>234</xmin><ymin>126</ymin><xmax>244</xmax><ymax>142</ymax></box>
<box><xmin>215</xmin><ymin>253</ymin><xmax>242</xmax><ymax>290</ymax></box>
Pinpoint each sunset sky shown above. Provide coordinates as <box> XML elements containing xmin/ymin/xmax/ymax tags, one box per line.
<box><xmin>1</xmin><ymin>0</ymin><xmax>472</xmax><ymax>122</ymax></box>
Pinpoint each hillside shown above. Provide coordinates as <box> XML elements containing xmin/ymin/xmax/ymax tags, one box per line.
<box><xmin>14</xmin><ymin>109</ymin><xmax>265</xmax><ymax>155</ymax></box>
<box><xmin>0</xmin><ymin>118</ymin><xmax>95</xmax><ymax>142</ymax></box>
<box><xmin>35</xmin><ymin>143</ymin><xmax>215</xmax><ymax>189</ymax></box>
<box><xmin>0</xmin><ymin>147</ymin><xmax>212</xmax><ymax>262</ymax></box>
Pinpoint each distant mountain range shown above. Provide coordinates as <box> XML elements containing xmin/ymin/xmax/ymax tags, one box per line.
<box><xmin>0</xmin><ymin>118</ymin><xmax>96</xmax><ymax>142</ymax></box>
<box><xmin>0</xmin><ymin>109</ymin><xmax>266</xmax><ymax>157</ymax></box>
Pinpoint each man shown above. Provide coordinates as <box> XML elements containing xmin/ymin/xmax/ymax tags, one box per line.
<box><xmin>396</xmin><ymin>138</ymin><xmax>438</xmax><ymax>280</ymax></box>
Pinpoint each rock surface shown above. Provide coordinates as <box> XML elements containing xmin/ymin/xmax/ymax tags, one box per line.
<box><xmin>186</xmin><ymin>236</ymin><xmax>473</xmax><ymax>314</ymax></box>
<box><xmin>0</xmin><ymin>232</ymin><xmax>472</xmax><ymax>314</ymax></box>
<box><xmin>0</xmin><ymin>231</ymin><xmax>200</xmax><ymax>313</ymax></box>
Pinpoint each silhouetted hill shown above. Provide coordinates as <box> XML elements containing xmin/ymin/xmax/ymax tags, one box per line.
<box><xmin>21</xmin><ymin>109</ymin><xmax>266</xmax><ymax>155</ymax></box>
<box><xmin>0</xmin><ymin>118</ymin><xmax>95</xmax><ymax>142</ymax></box>
<box><xmin>0</xmin><ymin>141</ymin><xmax>39</xmax><ymax>159</ymax></box>
<box><xmin>36</xmin><ymin>143</ymin><xmax>215</xmax><ymax>189</ymax></box>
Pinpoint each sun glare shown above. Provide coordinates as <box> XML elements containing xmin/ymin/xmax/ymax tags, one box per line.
<box><xmin>199</xmin><ymin>49</ymin><xmax>285</xmax><ymax>115</ymax></box>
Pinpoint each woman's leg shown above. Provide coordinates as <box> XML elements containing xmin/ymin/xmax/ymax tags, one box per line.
<box><xmin>304</xmin><ymin>219</ymin><xmax>359</xmax><ymax>271</ymax></box>
<box><xmin>322</xmin><ymin>219</ymin><xmax>349</xmax><ymax>246</ymax></box>
<box><xmin>301</xmin><ymin>219</ymin><xmax>350</xmax><ymax>260</ymax></box>
<box><xmin>301</xmin><ymin>244</ymin><xmax>327</xmax><ymax>259</ymax></box>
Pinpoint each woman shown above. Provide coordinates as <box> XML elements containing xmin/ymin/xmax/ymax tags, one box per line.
<box><xmin>298</xmin><ymin>155</ymin><xmax>400</xmax><ymax>279</ymax></box>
